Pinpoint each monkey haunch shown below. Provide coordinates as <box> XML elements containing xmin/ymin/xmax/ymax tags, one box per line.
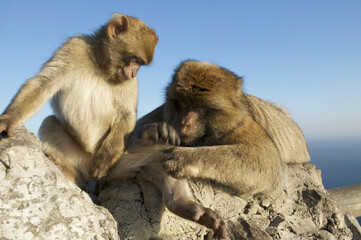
<box><xmin>0</xmin><ymin>14</ymin><xmax>158</xmax><ymax>187</ymax></box>
<box><xmin>109</xmin><ymin>60</ymin><xmax>310</xmax><ymax>238</ymax></box>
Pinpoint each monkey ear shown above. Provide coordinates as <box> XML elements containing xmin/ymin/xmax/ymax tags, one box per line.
<box><xmin>107</xmin><ymin>16</ymin><xmax>129</xmax><ymax>39</ymax></box>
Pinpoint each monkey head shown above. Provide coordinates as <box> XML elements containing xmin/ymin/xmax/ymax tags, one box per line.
<box><xmin>103</xmin><ymin>14</ymin><xmax>158</xmax><ymax>83</ymax></box>
<box><xmin>165</xmin><ymin>60</ymin><xmax>245</xmax><ymax>145</ymax></box>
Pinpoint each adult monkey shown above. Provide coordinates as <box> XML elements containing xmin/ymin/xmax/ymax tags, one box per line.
<box><xmin>0</xmin><ymin>14</ymin><xmax>158</xmax><ymax>188</ymax></box>
<box><xmin>108</xmin><ymin>60</ymin><xmax>310</xmax><ymax>239</ymax></box>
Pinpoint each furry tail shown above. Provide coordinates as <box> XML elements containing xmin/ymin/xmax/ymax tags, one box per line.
<box><xmin>107</xmin><ymin>143</ymin><xmax>167</xmax><ymax>181</ymax></box>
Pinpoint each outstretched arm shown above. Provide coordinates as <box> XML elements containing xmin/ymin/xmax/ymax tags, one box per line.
<box><xmin>130</xmin><ymin>104</ymin><xmax>181</xmax><ymax>146</ymax></box>
<box><xmin>0</xmin><ymin>45</ymin><xmax>70</xmax><ymax>136</ymax></box>
<box><xmin>89</xmin><ymin>110</ymin><xmax>137</xmax><ymax>179</ymax></box>
<box><xmin>161</xmin><ymin>143</ymin><xmax>283</xmax><ymax>195</ymax></box>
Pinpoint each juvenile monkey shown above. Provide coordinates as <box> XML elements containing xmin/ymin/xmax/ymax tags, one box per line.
<box><xmin>0</xmin><ymin>14</ymin><xmax>158</xmax><ymax>187</ymax></box>
<box><xmin>109</xmin><ymin>60</ymin><xmax>310</xmax><ymax>238</ymax></box>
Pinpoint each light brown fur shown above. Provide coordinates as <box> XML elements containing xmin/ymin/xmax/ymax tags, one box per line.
<box><xmin>158</xmin><ymin>60</ymin><xmax>310</xmax><ymax>195</ymax></box>
<box><xmin>0</xmin><ymin>14</ymin><xmax>158</xmax><ymax>187</ymax></box>
<box><xmin>109</xmin><ymin>60</ymin><xmax>310</xmax><ymax>239</ymax></box>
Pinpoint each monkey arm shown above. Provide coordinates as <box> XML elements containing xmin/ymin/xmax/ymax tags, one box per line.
<box><xmin>131</xmin><ymin>104</ymin><xmax>181</xmax><ymax>145</ymax></box>
<box><xmin>162</xmin><ymin>144</ymin><xmax>283</xmax><ymax>195</ymax></box>
<box><xmin>131</xmin><ymin>104</ymin><xmax>164</xmax><ymax>138</ymax></box>
<box><xmin>89</xmin><ymin>111</ymin><xmax>137</xmax><ymax>179</ymax></box>
<box><xmin>0</xmin><ymin>47</ymin><xmax>70</xmax><ymax>137</ymax></box>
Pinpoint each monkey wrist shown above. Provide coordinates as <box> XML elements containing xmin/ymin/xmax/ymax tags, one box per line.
<box><xmin>0</xmin><ymin>114</ymin><xmax>20</xmax><ymax>126</ymax></box>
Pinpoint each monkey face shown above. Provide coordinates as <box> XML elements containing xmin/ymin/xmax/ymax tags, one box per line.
<box><xmin>166</xmin><ymin>60</ymin><xmax>244</xmax><ymax>145</ymax></box>
<box><xmin>105</xmin><ymin>14</ymin><xmax>158</xmax><ymax>84</ymax></box>
<box><xmin>166</xmin><ymin>98</ymin><xmax>206</xmax><ymax>145</ymax></box>
<box><xmin>113</xmin><ymin>58</ymin><xmax>143</xmax><ymax>82</ymax></box>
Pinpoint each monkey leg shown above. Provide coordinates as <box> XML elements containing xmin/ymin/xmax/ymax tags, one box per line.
<box><xmin>140</xmin><ymin>161</ymin><xmax>227</xmax><ymax>239</ymax></box>
<box><xmin>39</xmin><ymin>115</ymin><xmax>92</xmax><ymax>188</ymax></box>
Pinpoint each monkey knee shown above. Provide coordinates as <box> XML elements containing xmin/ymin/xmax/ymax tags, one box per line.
<box><xmin>39</xmin><ymin>115</ymin><xmax>91</xmax><ymax>187</ymax></box>
<box><xmin>38</xmin><ymin>115</ymin><xmax>61</xmax><ymax>140</ymax></box>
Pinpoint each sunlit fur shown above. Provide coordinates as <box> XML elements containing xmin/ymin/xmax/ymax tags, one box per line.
<box><xmin>160</xmin><ymin>60</ymin><xmax>310</xmax><ymax>195</ymax></box>
<box><xmin>109</xmin><ymin>60</ymin><xmax>310</xmax><ymax>239</ymax></box>
<box><xmin>167</xmin><ymin>60</ymin><xmax>310</xmax><ymax>165</ymax></box>
<box><xmin>0</xmin><ymin>14</ymin><xmax>158</xmax><ymax>187</ymax></box>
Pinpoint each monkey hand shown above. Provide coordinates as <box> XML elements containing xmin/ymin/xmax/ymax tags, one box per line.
<box><xmin>89</xmin><ymin>155</ymin><xmax>112</xmax><ymax>180</ymax></box>
<box><xmin>88</xmin><ymin>166</ymin><xmax>108</xmax><ymax>180</ymax></box>
<box><xmin>0</xmin><ymin>114</ymin><xmax>16</xmax><ymax>137</ymax></box>
<box><xmin>161</xmin><ymin>148</ymin><xmax>194</xmax><ymax>179</ymax></box>
<box><xmin>138</xmin><ymin>122</ymin><xmax>181</xmax><ymax>146</ymax></box>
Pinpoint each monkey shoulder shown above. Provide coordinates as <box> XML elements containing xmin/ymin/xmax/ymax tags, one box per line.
<box><xmin>62</xmin><ymin>35</ymin><xmax>89</xmax><ymax>51</ymax></box>
<box><xmin>243</xmin><ymin>94</ymin><xmax>310</xmax><ymax>164</ymax></box>
<box><xmin>48</xmin><ymin>35</ymin><xmax>93</xmax><ymax>68</ymax></box>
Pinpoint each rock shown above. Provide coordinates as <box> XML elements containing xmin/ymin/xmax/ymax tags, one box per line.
<box><xmin>1</xmin><ymin>126</ymin><xmax>361</xmax><ymax>240</ymax></box>
<box><xmin>100</xmin><ymin>158</ymin><xmax>361</xmax><ymax>239</ymax></box>
<box><xmin>0</xmin><ymin>125</ymin><xmax>119</xmax><ymax>240</ymax></box>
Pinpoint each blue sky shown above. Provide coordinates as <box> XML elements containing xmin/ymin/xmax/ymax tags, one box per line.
<box><xmin>0</xmin><ymin>0</ymin><xmax>360</xmax><ymax>140</ymax></box>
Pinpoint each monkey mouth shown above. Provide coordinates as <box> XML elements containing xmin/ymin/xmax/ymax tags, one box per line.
<box><xmin>113</xmin><ymin>67</ymin><xmax>130</xmax><ymax>83</ymax></box>
<box><xmin>120</xmin><ymin>66</ymin><xmax>133</xmax><ymax>79</ymax></box>
<box><xmin>117</xmin><ymin>68</ymin><xmax>128</xmax><ymax>81</ymax></box>
<box><xmin>180</xmin><ymin>134</ymin><xmax>197</xmax><ymax>145</ymax></box>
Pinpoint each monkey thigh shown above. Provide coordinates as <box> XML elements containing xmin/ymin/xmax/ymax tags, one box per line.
<box><xmin>39</xmin><ymin>115</ymin><xmax>92</xmax><ymax>188</ymax></box>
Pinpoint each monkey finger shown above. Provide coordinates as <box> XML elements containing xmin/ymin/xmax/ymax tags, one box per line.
<box><xmin>210</xmin><ymin>217</ymin><xmax>227</xmax><ymax>239</ymax></box>
<box><xmin>6</xmin><ymin>124</ymin><xmax>15</xmax><ymax>137</ymax></box>
<box><xmin>152</xmin><ymin>126</ymin><xmax>159</xmax><ymax>143</ymax></box>
<box><xmin>214</xmin><ymin>228</ymin><xmax>227</xmax><ymax>240</ymax></box>
<box><xmin>161</xmin><ymin>147</ymin><xmax>175</xmax><ymax>154</ymax></box>
<box><xmin>175</xmin><ymin>137</ymin><xmax>181</xmax><ymax>146</ymax></box>
<box><xmin>158</xmin><ymin>122</ymin><xmax>169</xmax><ymax>140</ymax></box>
<box><xmin>214</xmin><ymin>223</ymin><xmax>227</xmax><ymax>240</ymax></box>
<box><xmin>166</xmin><ymin>124</ymin><xmax>181</xmax><ymax>146</ymax></box>
<box><xmin>161</xmin><ymin>154</ymin><xmax>177</xmax><ymax>162</ymax></box>
<box><xmin>157</xmin><ymin>122</ymin><xmax>181</xmax><ymax>145</ymax></box>
<box><xmin>141</xmin><ymin>124</ymin><xmax>159</xmax><ymax>142</ymax></box>
<box><xmin>0</xmin><ymin>123</ymin><xmax>6</xmax><ymax>135</ymax></box>
<box><xmin>88</xmin><ymin>167</ymin><xmax>105</xmax><ymax>180</ymax></box>
<box><xmin>88</xmin><ymin>167</ymin><xmax>98</xmax><ymax>179</ymax></box>
<box><xmin>168</xmin><ymin>129</ymin><xmax>180</xmax><ymax>146</ymax></box>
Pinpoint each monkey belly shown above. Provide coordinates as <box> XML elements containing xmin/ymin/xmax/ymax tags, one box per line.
<box><xmin>51</xmin><ymin>85</ymin><xmax>116</xmax><ymax>153</ymax></box>
<box><xmin>65</xmin><ymin>120</ymin><xmax>111</xmax><ymax>154</ymax></box>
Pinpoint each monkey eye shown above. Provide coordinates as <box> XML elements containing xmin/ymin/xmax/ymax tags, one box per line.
<box><xmin>133</xmin><ymin>57</ymin><xmax>144</xmax><ymax>65</ymax></box>
<box><xmin>191</xmin><ymin>85</ymin><xmax>210</xmax><ymax>92</ymax></box>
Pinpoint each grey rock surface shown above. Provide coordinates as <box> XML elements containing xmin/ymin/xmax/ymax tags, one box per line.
<box><xmin>101</xmin><ymin>158</ymin><xmax>361</xmax><ymax>239</ymax></box>
<box><xmin>1</xmin><ymin>126</ymin><xmax>361</xmax><ymax>240</ymax></box>
<box><xmin>0</xmin><ymin>125</ymin><xmax>119</xmax><ymax>240</ymax></box>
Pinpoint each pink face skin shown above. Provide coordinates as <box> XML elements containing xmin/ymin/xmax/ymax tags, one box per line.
<box><xmin>116</xmin><ymin>58</ymin><xmax>142</xmax><ymax>82</ymax></box>
<box><xmin>175</xmin><ymin>110</ymin><xmax>205</xmax><ymax>144</ymax></box>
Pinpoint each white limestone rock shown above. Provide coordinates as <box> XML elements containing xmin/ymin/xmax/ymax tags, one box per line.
<box><xmin>100</xmin><ymin>157</ymin><xmax>361</xmax><ymax>240</ymax></box>
<box><xmin>0</xmin><ymin>125</ymin><xmax>119</xmax><ymax>240</ymax></box>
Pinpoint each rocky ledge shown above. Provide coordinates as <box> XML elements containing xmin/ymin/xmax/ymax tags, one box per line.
<box><xmin>1</xmin><ymin>126</ymin><xmax>360</xmax><ymax>239</ymax></box>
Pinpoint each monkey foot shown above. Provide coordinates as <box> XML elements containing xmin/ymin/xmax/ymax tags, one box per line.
<box><xmin>88</xmin><ymin>165</ymin><xmax>108</xmax><ymax>180</ymax></box>
<box><xmin>170</xmin><ymin>202</ymin><xmax>227</xmax><ymax>239</ymax></box>
<box><xmin>195</xmin><ymin>207</ymin><xmax>227</xmax><ymax>239</ymax></box>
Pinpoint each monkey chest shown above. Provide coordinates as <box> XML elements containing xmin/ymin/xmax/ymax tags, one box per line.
<box><xmin>52</xmin><ymin>82</ymin><xmax>117</xmax><ymax>152</ymax></box>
